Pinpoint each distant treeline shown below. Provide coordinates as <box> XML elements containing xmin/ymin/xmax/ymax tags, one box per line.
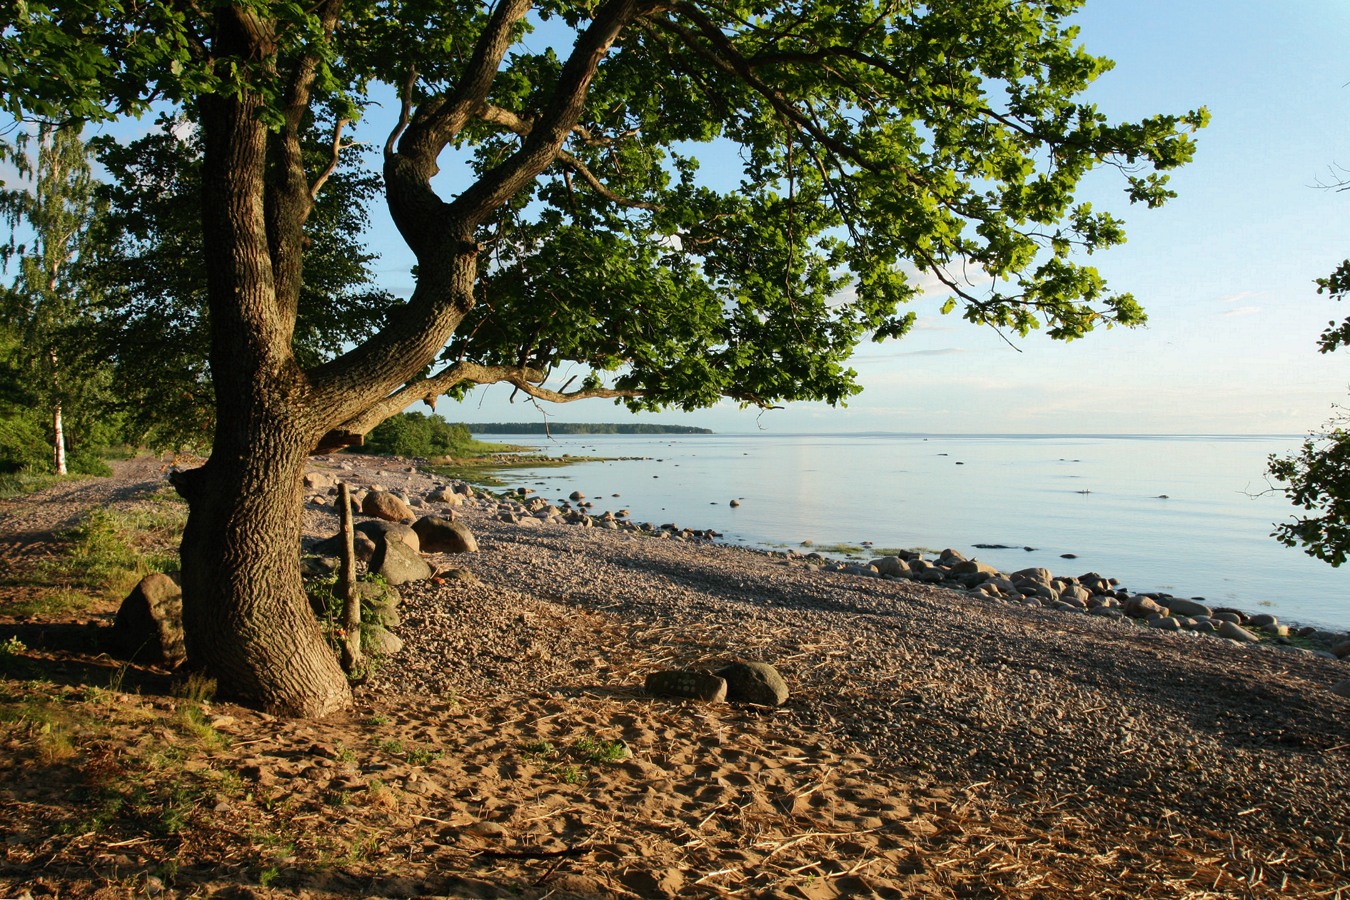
<box><xmin>467</xmin><ymin>423</ymin><xmax>712</xmax><ymax>435</ymax></box>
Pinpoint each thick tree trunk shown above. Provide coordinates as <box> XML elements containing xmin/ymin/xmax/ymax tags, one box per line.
<box><xmin>180</xmin><ymin>67</ymin><xmax>353</xmax><ymax>717</ymax></box>
<box><xmin>177</xmin><ymin>421</ymin><xmax>351</xmax><ymax>717</ymax></box>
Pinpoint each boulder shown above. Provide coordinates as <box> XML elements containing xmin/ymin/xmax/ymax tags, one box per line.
<box><xmin>1012</xmin><ymin>567</ymin><xmax>1053</xmax><ymax>585</ymax></box>
<box><xmin>361</xmin><ymin>490</ymin><xmax>414</xmax><ymax>522</ymax></box>
<box><xmin>645</xmin><ymin>670</ymin><xmax>727</xmax><ymax>702</ymax></box>
<box><xmin>370</xmin><ymin>538</ymin><xmax>432</xmax><ymax>585</ymax></box>
<box><xmin>1331</xmin><ymin>679</ymin><xmax>1350</xmax><ymax>699</ymax></box>
<box><xmin>718</xmin><ymin>661</ymin><xmax>789</xmax><ymax>706</ymax></box>
<box><xmin>312</xmin><ymin>530</ymin><xmax>377</xmax><ymax>563</ymax></box>
<box><xmin>868</xmin><ymin>556</ymin><xmax>906</xmax><ymax>576</ymax></box>
<box><xmin>1331</xmin><ymin>639</ymin><xmax>1350</xmax><ymax>659</ymax></box>
<box><xmin>1160</xmin><ymin>596</ymin><xmax>1212</xmax><ymax>618</ymax></box>
<box><xmin>1217</xmin><ymin>620</ymin><xmax>1260</xmax><ymax>643</ymax></box>
<box><xmin>412</xmin><ymin>516</ymin><xmax>479</xmax><ymax>553</ymax></box>
<box><xmin>1123</xmin><ymin>594</ymin><xmax>1168</xmax><ymax>619</ymax></box>
<box><xmin>363</xmin><ymin>624</ymin><xmax>404</xmax><ymax>657</ymax></box>
<box><xmin>1249</xmin><ymin>613</ymin><xmax>1278</xmax><ymax>628</ymax></box>
<box><xmin>1058</xmin><ymin>584</ymin><xmax>1092</xmax><ymax>606</ymax></box>
<box><xmin>426</xmin><ymin>487</ymin><xmax>464</xmax><ymax>506</ymax></box>
<box><xmin>951</xmin><ymin>559</ymin><xmax>999</xmax><ymax>579</ymax></box>
<box><xmin>303</xmin><ymin>471</ymin><xmax>338</xmax><ymax>491</ymax></box>
<box><xmin>112</xmin><ymin>573</ymin><xmax>187</xmax><ymax>669</ymax></box>
<box><xmin>355</xmin><ymin>520</ymin><xmax>420</xmax><ymax>553</ymax></box>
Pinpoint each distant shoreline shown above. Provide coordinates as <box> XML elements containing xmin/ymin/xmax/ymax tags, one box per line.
<box><xmin>464</xmin><ymin>423</ymin><xmax>712</xmax><ymax>435</ymax></box>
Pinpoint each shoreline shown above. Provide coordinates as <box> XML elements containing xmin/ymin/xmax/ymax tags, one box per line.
<box><xmin>429</xmin><ymin>454</ymin><xmax>1350</xmax><ymax>649</ymax></box>
<box><xmin>449</xmin><ymin>431</ymin><xmax>1350</xmax><ymax>634</ymax></box>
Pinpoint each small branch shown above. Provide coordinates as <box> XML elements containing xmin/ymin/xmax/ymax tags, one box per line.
<box><xmin>384</xmin><ymin>67</ymin><xmax>417</xmax><ymax>160</ymax></box>
<box><xmin>337</xmin><ymin>483</ymin><xmax>362</xmax><ymax>675</ymax></box>
<box><xmin>310</xmin><ymin>118</ymin><xmax>351</xmax><ymax>200</ymax></box>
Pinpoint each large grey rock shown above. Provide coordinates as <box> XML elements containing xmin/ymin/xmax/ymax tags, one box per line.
<box><xmin>112</xmin><ymin>573</ymin><xmax>186</xmax><ymax>669</ymax></box>
<box><xmin>361</xmin><ymin>490</ymin><xmax>415</xmax><ymax>522</ymax></box>
<box><xmin>951</xmin><ymin>559</ymin><xmax>999</xmax><ymax>579</ymax></box>
<box><xmin>869</xmin><ymin>556</ymin><xmax>908</xmax><ymax>577</ymax></box>
<box><xmin>412</xmin><ymin>516</ymin><xmax>479</xmax><ymax>553</ymax></box>
<box><xmin>1331</xmin><ymin>639</ymin><xmax>1350</xmax><ymax>659</ymax></box>
<box><xmin>370</xmin><ymin>538</ymin><xmax>432</xmax><ymax>585</ymax></box>
<box><xmin>363</xmin><ymin>624</ymin><xmax>404</xmax><ymax>657</ymax></box>
<box><xmin>1123</xmin><ymin>594</ymin><xmax>1168</xmax><ymax>619</ymax></box>
<box><xmin>717</xmin><ymin>661</ymin><xmax>789</xmax><ymax>706</ymax></box>
<box><xmin>1217</xmin><ymin>620</ymin><xmax>1261</xmax><ymax>643</ymax></box>
<box><xmin>312</xmin><ymin>530</ymin><xmax>377</xmax><ymax>563</ymax></box>
<box><xmin>303</xmin><ymin>471</ymin><xmax>338</xmax><ymax>491</ymax></box>
<box><xmin>1012</xmin><ymin>567</ymin><xmax>1053</xmax><ymax>586</ymax></box>
<box><xmin>1330</xmin><ymin>679</ymin><xmax>1350</xmax><ymax>698</ymax></box>
<box><xmin>1058</xmin><ymin>584</ymin><xmax>1092</xmax><ymax>606</ymax></box>
<box><xmin>355</xmin><ymin>520</ymin><xmax>420</xmax><ymax>553</ymax></box>
<box><xmin>1160</xmin><ymin>596</ymin><xmax>1212</xmax><ymax>618</ymax></box>
<box><xmin>426</xmin><ymin>486</ymin><xmax>464</xmax><ymax>506</ymax></box>
<box><xmin>645</xmin><ymin>670</ymin><xmax>727</xmax><ymax>702</ymax></box>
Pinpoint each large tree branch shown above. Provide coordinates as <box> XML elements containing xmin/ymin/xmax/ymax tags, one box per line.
<box><xmin>659</xmin><ymin>5</ymin><xmax>870</xmax><ymax>173</ymax></box>
<box><xmin>268</xmin><ymin>0</ymin><xmax>343</xmax><ymax>329</ymax></box>
<box><xmin>447</xmin><ymin>0</ymin><xmax>653</xmax><ymax>227</ymax></box>
<box><xmin>478</xmin><ymin>103</ymin><xmax>659</xmax><ymax>210</ymax></box>
<box><xmin>397</xmin><ymin>0</ymin><xmax>535</xmax><ymax>163</ymax></box>
<box><xmin>313</xmin><ymin>362</ymin><xmax>641</xmax><ymax>453</ymax></box>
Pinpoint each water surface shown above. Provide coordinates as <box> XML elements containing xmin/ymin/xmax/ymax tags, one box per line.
<box><xmin>474</xmin><ymin>433</ymin><xmax>1350</xmax><ymax>631</ymax></box>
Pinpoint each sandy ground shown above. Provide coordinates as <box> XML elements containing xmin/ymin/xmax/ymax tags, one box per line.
<box><xmin>1</xmin><ymin>454</ymin><xmax>1348</xmax><ymax>898</ymax></box>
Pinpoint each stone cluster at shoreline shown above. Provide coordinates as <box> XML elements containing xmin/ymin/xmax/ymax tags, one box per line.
<box><xmin>304</xmin><ymin>458</ymin><xmax>1350</xmax><ymax>670</ymax></box>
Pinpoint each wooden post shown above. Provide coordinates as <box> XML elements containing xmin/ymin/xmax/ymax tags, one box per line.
<box><xmin>337</xmin><ymin>482</ymin><xmax>362</xmax><ymax>673</ymax></box>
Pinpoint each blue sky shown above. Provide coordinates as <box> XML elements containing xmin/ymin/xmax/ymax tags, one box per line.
<box><xmin>413</xmin><ymin>0</ymin><xmax>1350</xmax><ymax>434</ymax></box>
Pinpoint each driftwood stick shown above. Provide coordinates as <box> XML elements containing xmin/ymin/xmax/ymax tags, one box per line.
<box><xmin>338</xmin><ymin>482</ymin><xmax>362</xmax><ymax>673</ymax></box>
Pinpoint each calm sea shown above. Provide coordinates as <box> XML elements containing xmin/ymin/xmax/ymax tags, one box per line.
<box><xmin>473</xmin><ymin>433</ymin><xmax>1350</xmax><ymax>631</ymax></box>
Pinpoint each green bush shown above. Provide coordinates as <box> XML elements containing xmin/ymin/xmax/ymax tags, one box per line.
<box><xmin>363</xmin><ymin>412</ymin><xmax>474</xmax><ymax>458</ymax></box>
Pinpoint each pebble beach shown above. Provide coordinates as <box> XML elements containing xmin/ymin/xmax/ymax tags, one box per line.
<box><xmin>302</xmin><ymin>453</ymin><xmax>1350</xmax><ymax>897</ymax></box>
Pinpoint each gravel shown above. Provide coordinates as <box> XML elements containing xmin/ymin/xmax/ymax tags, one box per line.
<box><xmin>299</xmin><ymin>455</ymin><xmax>1350</xmax><ymax>879</ymax></box>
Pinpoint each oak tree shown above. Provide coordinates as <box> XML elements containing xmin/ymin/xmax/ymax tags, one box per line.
<box><xmin>1</xmin><ymin>0</ymin><xmax>1204</xmax><ymax>714</ymax></box>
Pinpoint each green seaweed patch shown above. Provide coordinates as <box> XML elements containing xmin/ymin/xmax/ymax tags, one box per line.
<box><xmin>425</xmin><ymin>453</ymin><xmax>610</xmax><ymax>487</ymax></box>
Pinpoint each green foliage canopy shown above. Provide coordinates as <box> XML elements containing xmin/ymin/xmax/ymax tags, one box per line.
<box><xmin>1</xmin><ymin>0</ymin><xmax>1206</xmax><ymax>427</ymax></box>
<box><xmin>1269</xmin><ymin>421</ymin><xmax>1350</xmax><ymax>567</ymax></box>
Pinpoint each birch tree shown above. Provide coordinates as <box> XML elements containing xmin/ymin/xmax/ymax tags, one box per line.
<box><xmin>0</xmin><ymin>123</ymin><xmax>105</xmax><ymax>475</ymax></box>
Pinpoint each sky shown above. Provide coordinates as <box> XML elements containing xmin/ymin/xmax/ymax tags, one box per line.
<box><xmin>408</xmin><ymin>0</ymin><xmax>1350</xmax><ymax>434</ymax></box>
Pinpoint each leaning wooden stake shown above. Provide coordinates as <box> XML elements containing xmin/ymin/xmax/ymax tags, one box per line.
<box><xmin>337</xmin><ymin>482</ymin><xmax>362</xmax><ymax>674</ymax></box>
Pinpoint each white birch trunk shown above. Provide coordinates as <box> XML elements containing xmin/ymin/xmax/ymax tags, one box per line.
<box><xmin>52</xmin><ymin>401</ymin><xmax>66</xmax><ymax>475</ymax></box>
